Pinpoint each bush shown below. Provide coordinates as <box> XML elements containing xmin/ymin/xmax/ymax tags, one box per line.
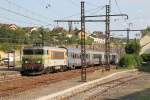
<box><xmin>141</xmin><ymin>54</ymin><xmax>150</xmax><ymax>62</ymax></box>
<box><xmin>119</xmin><ymin>54</ymin><xmax>142</xmax><ymax>68</ymax></box>
<box><xmin>134</xmin><ymin>54</ymin><xmax>143</xmax><ymax>66</ymax></box>
<box><xmin>125</xmin><ymin>41</ymin><xmax>140</xmax><ymax>54</ymax></box>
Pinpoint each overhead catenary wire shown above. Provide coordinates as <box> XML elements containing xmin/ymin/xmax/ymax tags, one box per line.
<box><xmin>0</xmin><ymin>15</ymin><xmax>34</xmax><ymax>25</ymax></box>
<box><xmin>85</xmin><ymin>1</ymin><xmax>102</xmax><ymax>7</ymax></box>
<box><xmin>65</xmin><ymin>0</ymin><xmax>79</xmax><ymax>8</ymax></box>
<box><xmin>5</xmin><ymin>0</ymin><xmax>53</xmax><ymax>20</ymax></box>
<box><xmin>86</xmin><ymin>5</ymin><xmax>105</xmax><ymax>15</ymax></box>
<box><xmin>60</xmin><ymin>5</ymin><xmax>106</xmax><ymax>20</ymax></box>
<box><xmin>114</xmin><ymin>0</ymin><xmax>122</xmax><ymax>14</ymax></box>
<box><xmin>0</xmin><ymin>6</ymin><xmax>49</xmax><ymax>26</ymax></box>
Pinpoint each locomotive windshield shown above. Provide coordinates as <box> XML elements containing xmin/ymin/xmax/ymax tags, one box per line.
<box><xmin>23</xmin><ymin>49</ymin><xmax>44</xmax><ymax>55</ymax></box>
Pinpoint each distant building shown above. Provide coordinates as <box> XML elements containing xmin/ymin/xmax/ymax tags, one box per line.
<box><xmin>31</xmin><ymin>27</ymin><xmax>38</xmax><ymax>32</ymax></box>
<box><xmin>89</xmin><ymin>36</ymin><xmax>105</xmax><ymax>44</ymax></box>
<box><xmin>9</xmin><ymin>24</ymin><xmax>18</xmax><ymax>30</ymax></box>
<box><xmin>0</xmin><ymin>23</ymin><xmax>18</xmax><ymax>30</ymax></box>
<box><xmin>90</xmin><ymin>31</ymin><xmax>105</xmax><ymax>44</ymax></box>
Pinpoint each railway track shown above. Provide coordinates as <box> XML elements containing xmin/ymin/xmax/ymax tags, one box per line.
<box><xmin>0</xmin><ymin>74</ymin><xmax>23</xmax><ymax>83</ymax></box>
<box><xmin>0</xmin><ymin>67</ymin><xmax>96</xmax><ymax>97</ymax></box>
<box><xmin>68</xmin><ymin>74</ymin><xmax>139</xmax><ymax>100</ymax></box>
<box><xmin>0</xmin><ymin>66</ymin><xmax>97</xmax><ymax>83</ymax></box>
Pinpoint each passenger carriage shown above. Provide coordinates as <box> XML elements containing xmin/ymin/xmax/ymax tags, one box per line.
<box><xmin>21</xmin><ymin>46</ymin><xmax>118</xmax><ymax>75</ymax></box>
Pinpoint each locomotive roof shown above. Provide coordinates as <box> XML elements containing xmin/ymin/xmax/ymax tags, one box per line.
<box><xmin>23</xmin><ymin>46</ymin><xmax>66</xmax><ymax>51</ymax></box>
<box><xmin>67</xmin><ymin>47</ymin><xmax>118</xmax><ymax>55</ymax></box>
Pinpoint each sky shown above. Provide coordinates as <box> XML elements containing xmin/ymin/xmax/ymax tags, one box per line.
<box><xmin>0</xmin><ymin>0</ymin><xmax>149</xmax><ymax>39</ymax></box>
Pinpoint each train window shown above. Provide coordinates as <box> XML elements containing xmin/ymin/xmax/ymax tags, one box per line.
<box><xmin>51</xmin><ymin>51</ymin><xmax>64</xmax><ymax>59</ymax></box>
<box><xmin>112</xmin><ymin>55</ymin><xmax>116</xmax><ymax>59</ymax></box>
<box><xmin>93</xmin><ymin>54</ymin><xmax>100</xmax><ymax>59</ymax></box>
<box><xmin>23</xmin><ymin>49</ymin><xmax>33</xmax><ymax>55</ymax></box>
<box><xmin>34</xmin><ymin>49</ymin><xmax>43</xmax><ymax>55</ymax></box>
<box><xmin>72</xmin><ymin>53</ymin><xmax>74</xmax><ymax>58</ymax></box>
<box><xmin>104</xmin><ymin>55</ymin><xmax>107</xmax><ymax>59</ymax></box>
<box><xmin>86</xmin><ymin>54</ymin><xmax>88</xmax><ymax>58</ymax></box>
<box><xmin>74</xmin><ymin>54</ymin><xmax>76</xmax><ymax>58</ymax></box>
<box><xmin>99</xmin><ymin>54</ymin><xmax>102</xmax><ymax>59</ymax></box>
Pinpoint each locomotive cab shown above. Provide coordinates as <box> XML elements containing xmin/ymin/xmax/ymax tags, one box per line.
<box><xmin>21</xmin><ymin>48</ymin><xmax>45</xmax><ymax>75</ymax></box>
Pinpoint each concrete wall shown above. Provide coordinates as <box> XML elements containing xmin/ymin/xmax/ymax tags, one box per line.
<box><xmin>140</xmin><ymin>35</ymin><xmax>150</xmax><ymax>54</ymax></box>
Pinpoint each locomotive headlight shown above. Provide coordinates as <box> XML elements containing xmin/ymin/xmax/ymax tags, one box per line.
<box><xmin>24</xmin><ymin>60</ymin><xmax>28</xmax><ymax>64</ymax></box>
<box><xmin>36</xmin><ymin>60</ymin><xmax>42</xmax><ymax>64</ymax></box>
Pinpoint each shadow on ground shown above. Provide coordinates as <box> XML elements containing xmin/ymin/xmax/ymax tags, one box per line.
<box><xmin>0</xmin><ymin>66</ymin><xmax>21</xmax><ymax>72</ymax></box>
<box><xmin>138</xmin><ymin>63</ymin><xmax>150</xmax><ymax>73</ymax></box>
<box><xmin>118</xmin><ymin>88</ymin><xmax>150</xmax><ymax>100</ymax></box>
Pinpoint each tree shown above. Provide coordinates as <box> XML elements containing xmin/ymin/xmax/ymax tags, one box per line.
<box><xmin>125</xmin><ymin>41</ymin><xmax>141</xmax><ymax>54</ymax></box>
<box><xmin>119</xmin><ymin>41</ymin><xmax>142</xmax><ymax>68</ymax></box>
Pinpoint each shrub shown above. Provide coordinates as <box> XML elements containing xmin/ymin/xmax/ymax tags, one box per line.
<box><xmin>134</xmin><ymin>54</ymin><xmax>143</xmax><ymax>66</ymax></box>
<box><xmin>119</xmin><ymin>54</ymin><xmax>140</xmax><ymax>68</ymax></box>
<box><xmin>141</xmin><ymin>54</ymin><xmax>150</xmax><ymax>62</ymax></box>
<box><xmin>125</xmin><ymin>41</ymin><xmax>140</xmax><ymax>54</ymax></box>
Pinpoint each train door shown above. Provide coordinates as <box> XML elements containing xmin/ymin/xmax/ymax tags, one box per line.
<box><xmin>99</xmin><ymin>54</ymin><xmax>102</xmax><ymax>65</ymax></box>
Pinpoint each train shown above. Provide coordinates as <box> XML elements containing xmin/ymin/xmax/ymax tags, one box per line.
<box><xmin>21</xmin><ymin>46</ymin><xmax>118</xmax><ymax>75</ymax></box>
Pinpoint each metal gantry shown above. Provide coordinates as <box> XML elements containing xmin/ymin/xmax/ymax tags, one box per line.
<box><xmin>54</xmin><ymin>2</ymin><xmax>105</xmax><ymax>82</ymax></box>
<box><xmin>54</xmin><ymin>2</ymin><xmax>128</xmax><ymax>81</ymax></box>
<box><xmin>80</xmin><ymin>1</ymin><xmax>86</xmax><ymax>81</ymax></box>
<box><xmin>110</xmin><ymin>29</ymin><xmax>144</xmax><ymax>44</ymax></box>
<box><xmin>105</xmin><ymin>5</ymin><xmax>111</xmax><ymax>71</ymax></box>
<box><xmin>85</xmin><ymin>5</ymin><xmax>128</xmax><ymax>71</ymax></box>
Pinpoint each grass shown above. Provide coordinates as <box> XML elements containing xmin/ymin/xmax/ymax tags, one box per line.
<box><xmin>117</xmin><ymin>62</ymin><xmax>150</xmax><ymax>73</ymax></box>
<box><xmin>137</xmin><ymin>96</ymin><xmax>150</xmax><ymax>100</ymax></box>
<box><xmin>138</xmin><ymin>63</ymin><xmax>150</xmax><ymax>72</ymax></box>
<box><xmin>116</xmin><ymin>66</ymin><xmax>137</xmax><ymax>71</ymax></box>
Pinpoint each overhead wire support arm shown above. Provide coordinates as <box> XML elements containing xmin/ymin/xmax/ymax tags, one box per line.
<box><xmin>110</xmin><ymin>29</ymin><xmax>144</xmax><ymax>32</ymax></box>
<box><xmin>53</xmin><ymin>3</ymin><xmax>129</xmax><ymax>81</ymax></box>
<box><xmin>85</xmin><ymin>14</ymin><xmax>128</xmax><ymax>19</ymax></box>
<box><xmin>54</xmin><ymin>20</ymin><xmax>106</xmax><ymax>22</ymax></box>
<box><xmin>110</xmin><ymin>29</ymin><xmax>144</xmax><ymax>44</ymax></box>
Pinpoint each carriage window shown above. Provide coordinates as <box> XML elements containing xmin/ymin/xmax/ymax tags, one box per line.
<box><xmin>112</xmin><ymin>55</ymin><xmax>116</xmax><ymax>59</ymax></box>
<box><xmin>72</xmin><ymin>53</ymin><xmax>74</xmax><ymax>58</ymax></box>
<box><xmin>51</xmin><ymin>51</ymin><xmax>64</xmax><ymax>59</ymax></box>
<box><xmin>94</xmin><ymin>54</ymin><xmax>100</xmax><ymax>59</ymax></box>
<box><xmin>23</xmin><ymin>49</ymin><xmax>33</xmax><ymax>55</ymax></box>
<box><xmin>34</xmin><ymin>49</ymin><xmax>43</xmax><ymax>55</ymax></box>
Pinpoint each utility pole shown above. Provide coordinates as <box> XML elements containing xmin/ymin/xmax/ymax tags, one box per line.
<box><xmin>85</xmin><ymin>9</ymin><xmax>128</xmax><ymax>71</ymax></box>
<box><xmin>68</xmin><ymin>21</ymin><xmax>73</xmax><ymax>34</ymax></box>
<box><xmin>110</xmin><ymin>29</ymin><xmax>144</xmax><ymax>44</ymax></box>
<box><xmin>105</xmin><ymin>5</ymin><xmax>111</xmax><ymax>71</ymax></box>
<box><xmin>127</xmin><ymin>23</ymin><xmax>133</xmax><ymax>43</ymax></box>
<box><xmin>81</xmin><ymin>1</ymin><xmax>86</xmax><ymax>82</ymax></box>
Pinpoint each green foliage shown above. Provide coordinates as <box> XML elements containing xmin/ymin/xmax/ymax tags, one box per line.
<box><xmin>78</xmin><ymin>37</ymin><xmax>94</xmax><ymax>45</ymax></box>
<box><xmin>139</xmin><ymin>63</ymin><xmax>150</xmax><ymax>72</ymax></box>
<box><xmin>134</xmin><ymin>54</ymin><xmax>143</xmax><ymax>66</ymax></box>
<box><xmin>119</xmin><ymin>40</ymin><xmax>142</xmax><ymax>68</ymax></box>
<box><xmin>0</xmin><ymin>43</ymin><xmax>14</xmax><ymax>52</ymax></box>
<box><xmin>85</xmin><ymin>37</ymin><xmax>94</xmax><ymax>45</ymax></box>
<box><xmin>125</xmin><ymin>41</ymin><xmax>141</xmax><ymax>54</ymax></box>
<box><xmin>0</xmin><ymin>25</ymin><xmax>94</xmax><ymax>52</ymax></box>
<box><xmin>141</xmin><ymin>54</ymin><xmax>150</xmax><ymax>62</ymax></box>
<box><xmin>119</xmin><ymin>54</ymin><xmax>137</xmax><ymax>68</ymax></box>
